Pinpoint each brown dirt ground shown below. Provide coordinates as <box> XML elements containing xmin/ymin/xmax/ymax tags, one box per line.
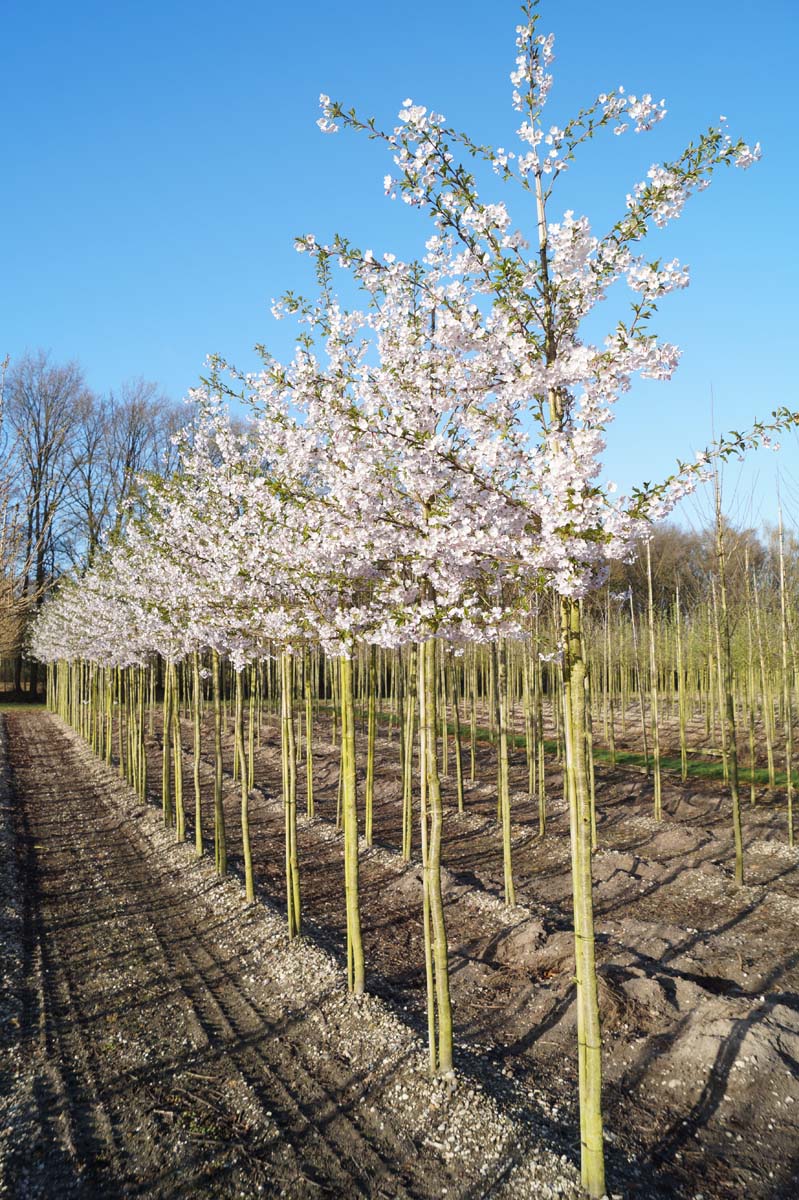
<box><xmin>1</xmin><ymin>700</ymin><xmax>796</xmax><ymax>1200</ymax></box>
<box><xmin>0</xmin><ymin>711</ymin><xmax>583</xmax><ymax>1200</ymax></box>
<box><xmin>172</xmin><ymin>699</ymin><xmax>799</xmax><ymax>1199</ymax></box>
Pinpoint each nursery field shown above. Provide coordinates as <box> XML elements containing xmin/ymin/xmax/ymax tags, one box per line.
<box><xmin>2</xmin><ymin>702</ymin><xmax>798</xmax><ymax>1199</ymax></box>
<box><xmin>2</xmin><ymin>0</ymin><xmax>791</xmax><ymax>1197</ymax></box>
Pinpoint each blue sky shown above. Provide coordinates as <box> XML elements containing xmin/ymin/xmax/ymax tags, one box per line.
<box><xmin>2</xmin><ymin>0</ymin><xmax>797</xmax><ymax>530</ymax></box>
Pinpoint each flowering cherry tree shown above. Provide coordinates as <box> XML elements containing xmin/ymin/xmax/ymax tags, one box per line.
<box><xmin>311</xmin><ymin>2</ymin><xmax>781</xmax><ymax>1192</ymax></box>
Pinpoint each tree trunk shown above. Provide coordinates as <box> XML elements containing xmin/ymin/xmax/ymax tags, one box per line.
<box><xmin>561</xmin><ymin>596</ymin><xmax>605</xmax><ymax>1197</ymax></box>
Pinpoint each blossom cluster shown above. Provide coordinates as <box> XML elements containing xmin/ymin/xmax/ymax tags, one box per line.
<box><xmin>30</xmin><ymin>1</ymin><xmax>777</xmax><ymax>676</ymax></box>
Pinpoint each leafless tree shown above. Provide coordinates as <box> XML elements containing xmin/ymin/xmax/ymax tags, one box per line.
<box><xmin>3</xmin><ymin>351</ymin><xmax>90</xmax><ymax>690</ymax></box>
<box><xmin>65</xmin><ymin>379</ymin><xmax>182</xmax><ymax>567</ymax></box>
<box><xmin>1</xmin><ymin>351</ymin><xmax>182</xmax><ymax>694</ymax></box>
<box><xmin>0</xmin><ymin>354</ymin><xmax>27</xmax><ymax>664</ymax></box>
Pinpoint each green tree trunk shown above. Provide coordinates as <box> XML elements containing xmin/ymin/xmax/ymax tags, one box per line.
<box><xmin>192</xmin><ymin>652</ymin><xmax>204</xmax><ymax>856</ymax></box>
<box><xmin>419</xmin><ymin>638</ymin><xmax>453</xmax><ymax>1075</ymax></box>
<box><xmin>211</xmin><ymin>650</ymin><xmax>227</xmax><ymax>876</ymax></box>
<box><xmin>339</xmin><ymin>654</ymin><xmax>365</xmax><ymax>993</ymax></box>
<box><xmin>561</xmin><ymin>596</ymin><xmax>605</xmax><ymax>1197</ymax></box>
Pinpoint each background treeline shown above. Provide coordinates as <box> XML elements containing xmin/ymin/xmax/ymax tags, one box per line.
<box><xmin>605</xmin><ymin>520</ymin><xmax>797</xmax><ymax>615</ymax></box>
<box><xmin>0</xmin><ymin>350</ymin><xmax>181</xmax><ymax>693</ymax></box>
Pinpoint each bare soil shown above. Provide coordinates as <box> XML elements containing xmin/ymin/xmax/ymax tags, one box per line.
<box><xmin>3</xmin><ymin>703</ymin><xmax>799</xmax><ymax>1198</ymax></box>
<box><xmin>0</xmin><ymin>711</ymin><xmax>582</xmax><ymax>1199</ymax></box>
